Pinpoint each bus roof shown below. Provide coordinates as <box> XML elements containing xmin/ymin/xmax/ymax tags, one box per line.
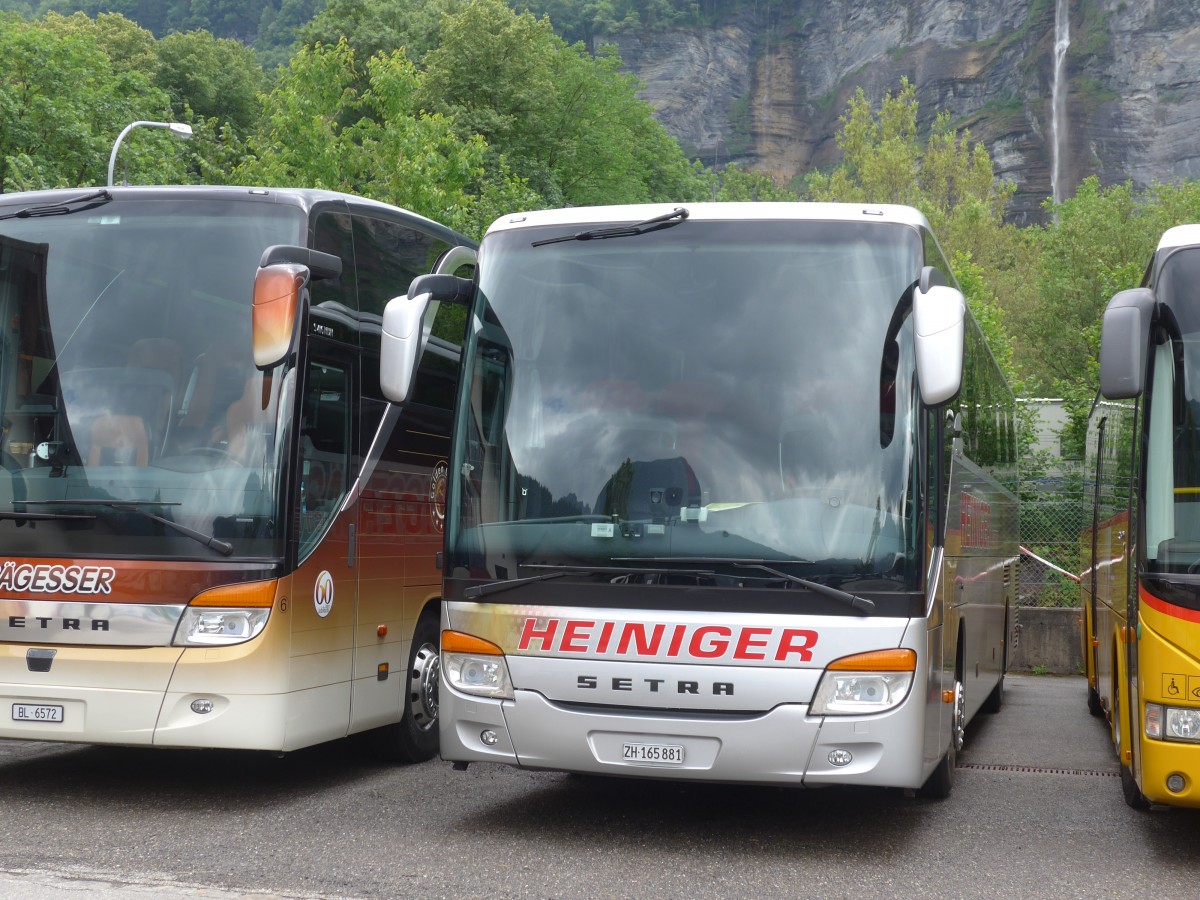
<box><xmin>486</xmin><ymin>202</ymin><xmax>931</xmax><ymax>235</ymax></box>
<box><xmin>0</xmin><ymin>185</ymin><xmax>473</xmax><ymax>244</ymax></box>
<box><xmin>1158</xmin><ymin>224</ymin><xmax>1200</xmax><ymax>252</ymax></box>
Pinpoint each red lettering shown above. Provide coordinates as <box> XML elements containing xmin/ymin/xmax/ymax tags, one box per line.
<box><xmin>596</xmin><ymin>621</ymin><xmax>615</xmax><ymax>653</ymax></box>
<box><xmin>667</xmin><ymin>623</ymin><xmax>687</xmax><ymax>656</ymax></box>
<box><xmin>617</xmin><ymin>623</ymin><xmax>666</xmax><ymax>656</ymax></box>
<box><xmin>689</xmin><ymin>626</ymin><xmax>732</xmax><ymax>659</ymax></box>
<box><xmin>775</xmin><ymin>628</ymin><xmax>818</xmax><ymax>661</ymax></box>
<box><xmin>560</xmin><ymin>620</ymin><xmax>594</xmax><ymax>653</ymax></box>
<box><xmin>518</xmin><ymin>617</ymin><xmax>559</xmax><ymax>651</ymax></box>
<box><xmin>734</xmin><ymin>627</ymin><xmax>772</xmax><ymax>660</ymax></box>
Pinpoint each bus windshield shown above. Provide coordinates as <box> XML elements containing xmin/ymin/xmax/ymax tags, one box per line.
<box><xmin>0</xmin><ymin>196</ymin><xmax>306</xmax><ymax>560</ymax></box>
<box><xmin>448</xmin><ymin>218</ymin><xmax>924</xmax><ymax>592</ymax></box>
<box><xmin>1145</xmin><ymin>247</ymin><xmax>1200</xmax><ymax>575</ymax></box>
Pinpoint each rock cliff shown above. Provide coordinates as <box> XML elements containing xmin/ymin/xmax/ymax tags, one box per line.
<box><xmin>610</xmin><ymin>1</ymin><xmax>1200</xmax><ymax>224</ymax></box>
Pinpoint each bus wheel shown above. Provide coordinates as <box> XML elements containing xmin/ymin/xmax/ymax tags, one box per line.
<box><xmin>370</xmin><ymin>610</ymin><xmax>441</xmax><ymax>764</ymax></box>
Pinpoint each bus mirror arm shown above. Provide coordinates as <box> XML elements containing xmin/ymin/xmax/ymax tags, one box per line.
<box><xmin>258</xmin><ymin>245</ymin><xmax>342</xmax><ymax>281</ymax></box>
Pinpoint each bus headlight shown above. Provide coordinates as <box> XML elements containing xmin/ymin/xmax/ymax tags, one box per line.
<box><xmin>442</xmin><ymin>630</ymin><xmax>513</xmax><ymax>700</ymax></box>
<box><xmin>174</xmin><ymin>579</ymin><xmax>277</xmax><ymax>647</ymax></box>
<box><xmin>1147</xmin><ymin>702</ymin><xmax>1200</xmax><ymax>742</ymax></box>
<box><xmin>173</xmin><ymin>607</ymin><xmax>270</xmax><ymax>646</ymax></box>
<box><xmin>809</xmin><ymin>648</ymin><xmax>916</xmax><ymax>716</ymax></box>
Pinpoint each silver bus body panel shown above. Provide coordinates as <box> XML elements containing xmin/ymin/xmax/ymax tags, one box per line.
<box><xmin>447</xmin><ymin>602</ymin><xmax>909</xmax><ymax>675</ymax></box>
<box><xmin>441</xmin><ymin>602</ymin><xmax>936</xmax><ymax>787</ymax></box>
<box><xmin>0</xmin><ymin>598</ymin><xmax>185</xmax><ymax>646</ymax></box>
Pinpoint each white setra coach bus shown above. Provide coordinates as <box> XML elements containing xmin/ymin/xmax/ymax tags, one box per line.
<box><xmin>379</xmin><ymin>203</ymin><xmax>1019</xmax><ymax>796</ymax></box>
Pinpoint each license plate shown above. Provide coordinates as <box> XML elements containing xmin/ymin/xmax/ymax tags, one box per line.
<box><xmin>12</xmin><ymin>703</ymin><xmax>64</xmax><ymax>723</ymax></box>
<box><xmin>622</xmin><ymin>741</ymin><xmax>685</xmax><ymax>765</ymax></box>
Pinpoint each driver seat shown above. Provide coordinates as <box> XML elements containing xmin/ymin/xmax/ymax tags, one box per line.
<box><xmin>87</xmin><ymin>415</ymin><xmax>149</xmax><ymax>467</ymax></box>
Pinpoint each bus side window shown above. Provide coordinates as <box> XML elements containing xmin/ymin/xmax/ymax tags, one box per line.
<box><xmin>298</xmin><ymin>359</ymin><xmax>350</xmax><ymax>557</ymax></box>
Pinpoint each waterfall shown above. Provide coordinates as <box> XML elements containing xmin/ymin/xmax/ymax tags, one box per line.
<box><xmin>1050</xmin><ymin>0</ymin><xmax>1070</xmax><ymax>207</ymax></box>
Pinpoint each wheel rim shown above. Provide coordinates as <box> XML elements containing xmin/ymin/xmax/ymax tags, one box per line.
<box><xmin>409</xmin><ymin>642</ymin><xmax>440</xmax><ymax>732</ymax></box>
<box><xmin>952</xmin><ymin>680</ymin><xmax>966</xmax><ymax>751</ymax></box>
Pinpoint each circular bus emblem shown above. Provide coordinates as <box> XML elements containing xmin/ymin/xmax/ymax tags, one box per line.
<box><xmin>314</xmin><ymin>570</ymin><xmax>334</xmax><ymax>618</ymax></box>
<box><xmin>430</xmin><ymin>461</ymin><xmax>448</xmax><ymax>534</ymax></box>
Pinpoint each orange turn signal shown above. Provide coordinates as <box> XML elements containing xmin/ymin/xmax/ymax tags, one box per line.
<box><xmin>827</xmin><ymin>648</ymin><xmax>917</xmax><ymax>672</ymax></box>
<box><xmin>189</xmin><ymin>579</ymin><xmax>278</xmax><ymax>608</ymax></box>
<box><xmin>442</xmin><ymin>630</ymin><xmax>504</xmax><ymax>656</ymax></box>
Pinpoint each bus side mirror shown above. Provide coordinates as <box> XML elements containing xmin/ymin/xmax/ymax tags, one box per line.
<box><xmin>1100</xmin><ymin>288</ymin><xmax>1155</xmax><ymax>399</ymax></box>
<box><xmin>381</xmin><ymin>274</ymin><xmax>474</xmax><ymax>404</ymax></box>
<box><xmin>252</xmin><ymin>263</ymin><xmax>309</xmax><ymax>370</ymax></box>
<box><xmin>913</xmin><ymin>284</ymin><xmax>965</xmax><ymax>406</ymax></box>
<box><xmin>251</xmin><ymin>246</ymin><xmax>341</xmax><ymax>370</ymax></box>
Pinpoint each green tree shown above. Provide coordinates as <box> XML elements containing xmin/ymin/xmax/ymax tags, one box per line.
<box><xmin>0</xmin><ymin>13</ymin><xmax>185</xmax><ymax>191</ymax></box>
<box><xmin>39</xmin><ymin>10</ymin><xmax>160</xmax><ymax>75</ymax></box>
<box><xmin>235</xmin><ymin>39</ymin><xmax>536</xmax><ymax>235</ymax></box>
<box><xmin>802</xmin><ymin>79</ymin><xmax>1026</xmax><ymax>387</ymax></box>
<box><xmin>712</xmin><ymin>164</ymin><xmax>795</xmax><ymax>201</ymax></box>
<box><xmin>298</xmin><ymin>0</ymin><xmax>466</xmax><ymax>65</ymax></box>
<box><xmin>256</xmin><ymin>0</ymin><xmax>323</xmax><ymax>68</ymax></box>
<box><xmin>155</xmin><ymin>29</ymin><xmax>264</xmax><ymax>130</ymax></box>
<box><xmin>1027</xmin><ymin>177</ymin><xmax>1200</xmax><ymax>455</ymax></box>
<box><xmin>420</xmin><ymin>0</ymin><xmax>707</xmax><ymax>207</ymax></box>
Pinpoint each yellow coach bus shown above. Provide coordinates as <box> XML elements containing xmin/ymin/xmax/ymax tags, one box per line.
<box><xmin>0</xmin><ymin>185</ymin><xmax>473</xmax><ymax>759</ymax></box>
<box><xmin>1083</xmin><ymin>225</ymin><xmax>1200</xmax><ymax>808</ymax></box>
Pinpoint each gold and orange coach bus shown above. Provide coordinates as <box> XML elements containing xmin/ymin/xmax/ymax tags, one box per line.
<box><xmin>1084</xmin><ymin>224</ymin><xmax>1200</xmax><ymax>808</ymax></box>
<box><xmin>0</xmin><ymin>185</ymin><xmax>474</xmax><ymax>760</ymax></box>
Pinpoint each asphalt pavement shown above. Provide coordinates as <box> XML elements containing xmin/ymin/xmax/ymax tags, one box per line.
<box><xmin>1</xmin><ymin>673</ymin><xmax>1197</xmax><ymax>899</ymax></box>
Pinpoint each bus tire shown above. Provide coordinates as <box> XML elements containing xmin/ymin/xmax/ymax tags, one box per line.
<box><xmin>981</xmin><ymin>674</ymin><xmax>1003</xmax><ymax>714</ymax></box>
<box><xmin>918</xmin><ymin>744</ymin><xmax>955</xmax><ymax>800</ymax></box>
<box><xmin>369</xmin><ymin>609</ymin><xmax>441</xmax><ymax>764</ymax></box>
<box><xmin>1120</xmin><ymin>764</ymin><xmax>1151</xmax><ymax>810</ymax></box>
<box><xmin>1112</xmin><ymin>675</ymin><xmax>1150</xmax><ymax>810</ymax></box>
<box><xmin>1087</xmin><ymin>684</ymin><xmax>1104</xmax><ymax>717</ymax></box>
<box><xmin>918</xmin><ymin>676</ymin><xmax>963</xmax><ymax>800</ymax></box>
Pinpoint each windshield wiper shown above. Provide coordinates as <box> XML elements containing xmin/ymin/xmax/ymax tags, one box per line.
<box><xmin>0</xmin><ymin>509</ymin><xmax>95</xmax><ymax>521</ymax></box>
<box><xmin>530</xmin><ymin>208</ymin><xmax>689</xmax><ymax>247</ymax></box>
<box><xmin>619</xmin><ymin>556</ymin><xmax>876</xmax><ymax>615</ymax></box>
<box><xmin>23</xmin><ymin>499</ymin><xmax>234</xmax><ymax>556</ymax></box>
<box><xmin>0</xmin><ymin>189</ymin><xmax>112</xmax><ymax>221</ymax></box>
<box><xmin>462</xmin><ymin>562</ymin><xmax>717</xmax><ymax>599</ymax></box>
<box><xmin>463</xmin><ymin>570</ymin><xmax>569</xmax><ymax>598</ymax></box>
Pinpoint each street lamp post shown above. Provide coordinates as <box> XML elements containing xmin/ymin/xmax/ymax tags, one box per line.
<box><xmin>106</xmin><ymin>120</ymin><xmax>194</xmax><ymax>187</ymax></box>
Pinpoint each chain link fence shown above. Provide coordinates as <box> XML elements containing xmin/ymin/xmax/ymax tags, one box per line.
<box><xmin>1019</xmin><ymin>473</ymin><xmax>1085</xmax><ymax>608</ymax></box>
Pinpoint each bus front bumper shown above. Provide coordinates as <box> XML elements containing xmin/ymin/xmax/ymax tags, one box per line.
<box><xmin>440</xmin><ymin>685</ymin><xmax>929</xmax><ymax>788</ymax></box>
<box><xmin>1139</xmin><ymin>736</ymin><xmax>1200</xmax><ymax>807</ymax></box>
